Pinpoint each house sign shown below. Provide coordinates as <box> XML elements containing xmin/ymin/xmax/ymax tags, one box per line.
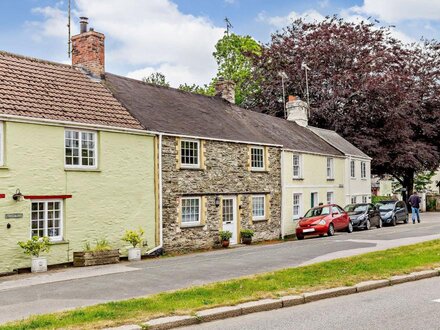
<box><xmin>5</xmin><ymin>213</ymin><xmax>23</xmax><ymax>219</ymax></box>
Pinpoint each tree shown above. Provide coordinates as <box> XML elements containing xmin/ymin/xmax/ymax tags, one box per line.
<box><xmin>250</xmin><ymin>17</ymin><xmax>440</xmax><ymax>199</ymax></box>
<box><xmin>213</xmin><ymin>33</ymin><xmax>262</xmax><ymax>105</ymax></box>
<box><xmin>143</xmin><ymin>72</ymin><xmax>170</xmax><ymax>87</ymax></box>
<box><xmin>178</xmin><ymin>83</ymin><xmax>215</xmax><ymax>96</ymax></box>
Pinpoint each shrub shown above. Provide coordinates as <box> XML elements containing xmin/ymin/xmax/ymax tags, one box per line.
<box><xmin>240</xmin><ymin>229</ymin><xmax>254</xmax><ymax>238</ymax></box>
<box><xmin>94</xmin><ymin>238</ymin><xmax>112</xmax><ymax>251</ymax></box>
<box><xmin>18</xmin><ymin>236</ymin><xmax>51</xmax><ymax>258</ymax></box>
<box><xmin>122</xmin><ymin>228</ymin><xmax>145</xmax><ymax>248</ymax></box>
<box><xmin>372</xmin><ymin>195</ymin><xmax>393</xmax><ymax>204</ymax></box>
<box><xmin>219</xmin><ymin>230</ymin><xmax>232</xmax><ymax>241</ymax></box>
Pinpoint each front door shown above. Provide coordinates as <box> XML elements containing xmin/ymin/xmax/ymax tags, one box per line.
<box><xmin>222</xmin><ymin>196</ymin><xmax>237</xmax><ymax>245</ymax></box>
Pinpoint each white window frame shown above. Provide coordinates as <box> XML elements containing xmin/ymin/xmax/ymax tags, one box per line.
<box><xmin>251</xmin><ymin>146</ymin><xmax>265</xmax><ymax>171</ymax></box>
<box><xmin>327</xmin><ymin>191</ymin><xmax>334</xmax><ymax>205</ymax></box>
<box><xmin>362</xmin><ymin>195</ymin><xmax>368</xmax><ymax>203</ymax></box>
<box><xmin>361</xmin><ymin>162</ymin><xmax>367</xmax><ymax>179</ymax></box>
<box><xmin>64</xmin><ymin>129</ymin><xmax>98</xmax><ymax>169</ymax></box>
<box><xmin>30</xmin><ymin>199</ymin><xmax>63</xmax><ymax>242</ymax></box>
<box><xmin>350</xmin><ymin>160</ymin><xmax>356</xmax><ymax>178</ymax></box>
<box><xmin>351</xmin><ymin>196</ymin><xmax>357</xmax><ymax>204</ymax></box>
<box><xmin>180</xmin><ymin>197</ymin><xmax>201</xmax><ymax>225</ymax></box>
<box><xmin>292</xmin><ymin>193</ymin><xmax>302</xmax><ymax>220</ymax></box>
<box><xmin>252</xmin><ymin>195</ymin><xmax>266</xmax><ymax>220</ymax></box>
<box><xmin>311</xmin><ymin>192</ymin><xmax>319</xmax><ymax>208</ymax></box>
<box><xmin>0</xmin><ymin>122</ymin><xmax>3</xmax><ymax>166</ymax></box>
<box><xmin>292</xmin><ymin>154</ymin><xmax>302</xmax><ymax>179</ymax></box>
<box><xmin>326</xmin><ymin>158</ymin><xmax>334</xmax><ymax>179</ymax></box>
<box><xmin>180</xmin><ymin>139</ymin><xmax>200</xmax><ymax>169</ymax></box>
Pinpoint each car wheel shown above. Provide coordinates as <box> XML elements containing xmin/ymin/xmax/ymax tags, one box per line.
<box><xmin>327</xmin><ymin>223</ymin><xmax>335</xmax><ymax>236</ymax></box>
<box><xmin>365</xmin><ymin>219</ymin><xmax>371</xmax><ymax>230</ymax></box>
<box><xmin>347</xmin><ymin>221</ymin><xmax>353</xmax><ymax>233</ymax></box>
<box><xmin>296</xmin><ymin>234</ymin><xmax>304</xmax><ymax>240</ymax></box>
<box><xmin>377</xmin><ymin>218</ymin><xmax>383</xmax><ymax>228</ymax></box>
<box><xmin>391</xmin><ymin>216</ymin><xmax>397</xmax><ymax>226</ymax></box>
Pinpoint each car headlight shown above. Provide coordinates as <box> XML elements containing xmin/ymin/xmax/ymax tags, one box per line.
<box><xmin>318</xmin><ymin>219</ymin><xmax>326</xmax><ymax>225</ymax></box>
<box><xmin>385</xmin><ymin>211</ymin><xmax>393</xmax><ymax>218</ymax></box>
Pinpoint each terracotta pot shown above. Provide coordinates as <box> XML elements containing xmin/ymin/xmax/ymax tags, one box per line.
<box><xmin>242</xmin><ymin>237</ymin><xmax>252</xmax><ymax>245</ymax></box>
<box><xmin>221</xmin><ymin>240</ymin><xmax>230</xmax><ymax>248</ymax></box>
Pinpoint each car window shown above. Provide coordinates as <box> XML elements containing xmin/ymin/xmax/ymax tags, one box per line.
<box><xmin>368</xmin><ymin>204</ymin><xmax>374</xmax><ymax>211</ymax></box>
<box><xmin>304</xmin><ymin>206</ymin><xmax>331</xmax><ymax>218</ymax></box>
<box><xmin>332</xmin><ymin>206</ymin><xmax>340</xmax><ymax>214</ymax></box>
<box><xmin>378</xmin><ymin>203</ymin><xmax>394</xmax><ymax>211</ymax></box>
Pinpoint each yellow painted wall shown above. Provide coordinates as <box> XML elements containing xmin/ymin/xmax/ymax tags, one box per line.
<box><xmin>282</xmin><ymin>151</ymin><xmax>345</xmax><ymax>237</ymax></box>
<box><xmin>0</xmin><ymin>121</ymin><xmax>156</xmax><ymax>273</ymax></box>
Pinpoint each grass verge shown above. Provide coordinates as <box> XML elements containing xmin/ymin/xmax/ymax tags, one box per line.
<box><xmin>2</xmin><ymin>239</ymin><xmax>440</xmax><ymax>330</ymax></box>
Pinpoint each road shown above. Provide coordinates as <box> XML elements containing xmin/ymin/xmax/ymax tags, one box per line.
<box><xmin>183</xmin><ymin>276</ymin><xmax>440</xmax><ymax>330</ymax></box>
<box><xmin>0</xmin><ymin>213</ymin><xmax>439</xmax><ymax>324</ymax></box>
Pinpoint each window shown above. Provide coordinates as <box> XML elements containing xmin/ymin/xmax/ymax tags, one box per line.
<box><xmin>331</xmin><ymin>206</ymin><xmax>340</xmax><ymax>214</ymax></box>
<box><xmin>327</xmin><ymin>192</ymin><xmax>334</xmax><ymax>205</ymax></box>
<box><xmin>350</xmin><ymin>160</ymin><xmax>356</xmax><ymax>178</ymax></box>
<box><xmin>326</xmin><ymin>158</ymin><xmax>334</xmax><ymax>179</ymax></box>
<box><xmin>293</xmin><ymin>193</ymin><xmax>302</xmax><ymax>220</ymax></box>
<box><xmin>252</xmin><ymin>195</ymin><xmax>266</xmax><ymax>220</ymax></box>
<box><xmin>361</xmin><ymin>162</ymin><xmax>367</xmax><ymax>179</ymax></box>
<box><xmin>65</xmin><ymin>130</ymin><xmax>97</xmax><ymax>168</ymax></box>
<box><xmin>0</xmin><ymin>122</ymin><xmax>3</xmax><ymax>166</ymax></box>
<box><xmin>292</xmin><ymin>154</ymin><xmax>302</xmax><ymax>178</ymax></box>
<box><xmin>180</xmin><ymin>139</ymin><xmax>200</xmax><ymax>168</ymax></box>
<box><xmin>351</xmin><ymin>196</ymin><xmax>357</xmax><ymax>204</ymax></box>
<box><xmin>362</xmin><ymin>195</ymin><xmax>368</xmax><ymax>203</ymax></box>
<box><xmin>251</xmin><ymin>147</ymin><xmax>265</xmax><ymax>170</ymax></box>
<box><xmin>311</xmin><ymin>192</ymin><xmax>319</xmax><ymax>208</ymax></box>
<box><xmin>181</xmin><ymin>197</ymin><xmax>201</xmax><ymax>224</ymax></box>
<box><xmin>31</xmin><ymin>200</ymin><xmax>63</xmax><ymax>241</ymax></box>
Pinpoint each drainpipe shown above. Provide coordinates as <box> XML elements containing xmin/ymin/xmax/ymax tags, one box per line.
<box><xmin>280</xmin><ymin>150</ymin><xmax>285</xmax><ymax>239</ymax></box>
<box><xmin>146</xmin><ymin>133</ymin><xmax>163</xmax><ymax>254</ymax></box>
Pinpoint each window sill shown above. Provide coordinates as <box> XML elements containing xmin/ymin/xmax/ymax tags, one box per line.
<box><xmin>252</xmin><ymin>218</ymin><xmax>268</xmax><ymax>222</ymax></box>
<box><xmin>0</xmin><ymin>166</ymin><xmax>8</xmax><ymax>170</ymax></box>
<box><xmin>49</xmin><ymin>240</ymin><xmax>69</xmax><ymax>245</ymax></box>
<box><xmin>179</xmin><ymin>167</ymin><xmax>203</xmax><ymax>171</ymax></box>
<box><xmin>292</xmin><ymin>177</ymin><xmax>304</xmax><ymax>181</ymax></box>
<box><xmin>65</xmin><ymin>168</ymin><xmax>101</xmax><ymax>173</ymax></box>
<box><xmin>327</xmin><ymin>178</ymin><xmax>335</xmax><ymax>181</ymax></box>
<box><xmin>180</xmin><ymin>223</ymin><xmax>205</xmax><ymax>228</ymax></box>
<box><xmin>361</xmin><ymin>178</ymin><xmax>367</xmax><ymax>181</ymax></box>
<box><xmin>251</xmin><ymin>169</ymin><xmax>268</xmax><ymax>173</ymax></box>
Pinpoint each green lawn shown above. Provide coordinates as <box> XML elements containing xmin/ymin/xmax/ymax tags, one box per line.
<box><xmin>3</xmin><ymin>239</ymin><xmax>440</xmax><ymax>330</ymax></box>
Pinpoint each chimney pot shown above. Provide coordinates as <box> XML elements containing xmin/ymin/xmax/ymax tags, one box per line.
<box><xmin>215</xmin><ymin>78</ymin><xmax>235</xmax><ymax>104</ymax></box>
<box><xmin>288</xmin><ymin>95</ymin><xmax>296</xmax><ymax>102</ymax></box>
<box><xmin>79</xmin><ymin>17</ymin><xmax>88</xmax><ymax>34</ymax></box>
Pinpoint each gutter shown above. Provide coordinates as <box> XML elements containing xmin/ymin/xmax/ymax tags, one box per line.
<box><xmin>280</xmin><ymin>150</ymin><xmax>285</xmax><ymax>239</ymax></box>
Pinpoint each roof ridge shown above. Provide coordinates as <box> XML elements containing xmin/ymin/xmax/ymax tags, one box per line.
<box><xmin>0</xmin><ymin>50</ymin><xmax>72</xmax><ymax>68</ymax></box>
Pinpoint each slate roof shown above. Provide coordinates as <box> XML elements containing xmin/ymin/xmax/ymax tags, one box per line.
<box><xmin>0</xmin><ymin>51</ymin><xmax>143</xmax><ymax>130</ymax></box>
<box><xmin>309</xmin><ymin>127</ymin><xmax>370</xmax><ymax>159</ymax></box>
<box><xmin>104</xmin><ymin>73</ymin><xmax>343</xmax><ymax>156</ymax></box>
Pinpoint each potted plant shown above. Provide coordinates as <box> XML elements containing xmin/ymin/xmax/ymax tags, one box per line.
<box><xmin>122</xmin><ymin>228</ymin><xmax>145</xmax><ymax>261</ymax></box>
<box><xmin>219</xmin><ymin>230</ymin><xmax>232</xmax><ymax>248</ymax></box>
<box><xmin>73</xmin><ymin>239</ymin><xmax>119</xmax><ymax>267</ymax></box>
<box><xmin>17</xmin><ymin>236</ymin><xmax>51</xmax><ymax>273</ymax></box>
<box><xmin>240</xmin><ymin>229</ymin><xmax>254</xmax><ymax>245</ymax></box>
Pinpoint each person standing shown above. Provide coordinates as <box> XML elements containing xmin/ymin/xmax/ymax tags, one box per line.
<box><xmin>408</xmin><ymin>191</ymin><xmax>422</xmax><ymax>224</ymax></box>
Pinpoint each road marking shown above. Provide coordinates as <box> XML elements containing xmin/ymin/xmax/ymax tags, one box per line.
<box><xmin>433</xmin><ymin>299</ymin><xmax>440</xmax><ymax>303</ymax></box>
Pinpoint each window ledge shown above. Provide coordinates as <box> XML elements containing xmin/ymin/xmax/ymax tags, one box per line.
<box><xmin>292</xmin><ymin>177</ymin><xmax>304</xmax><ymax>181</ymax></box>
<box><xmin>65</xmin><ymin>168</ymin><xmax>101</xmax><ymax>173</ymax></box>
<box><xmin>49</xmin><ymin>240</ymin><xmax>69</xmax><ymax>246</ymax></box>
<box><xmin>180</xmin><ymin>223</ymin><xmax>205</xmax><ymax>229</ymax></box>
<box><xmin>251</xmin><ymin>169</ymin><xmax>268</xmax><ymax>173</ymax></box>
<box><xmin>350</xmin><ymin>177</ymin><xmax>357</xmax><ymax>180</ymax></box>
<box><xmin>0</xmin><ymin>166</ymin><xmax>9</xmax><ymax>170</ymax></box>
<box><xmin>361</xmin><ymin>178</ymin><xmax>367</xmax><ymax>181</ymax></box>
<box><xmin>179</xmin><ymin>167</ymin><xmax>203</xmax><ymax>171</ymax></box>
<box><xmin>327</xmin><ymin>178</ymin><xmax>335</xmax><ymax>181</ymax></box>
<box><xmin>252</xmin><ymin>218</ymin><xmax>268</xmax><ymax>222</ymax></box>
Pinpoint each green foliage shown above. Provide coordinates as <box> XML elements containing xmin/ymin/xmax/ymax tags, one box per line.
<box><xmin>143</xmin><ymin>72</ymin><xmax>170</xmax><ymax>87</ymax></box>
<box><xmin>414</xmin><ymin>171</ymin><xmax>436</xmax><ymax>191</ymax></box>
<box><xmin>83</xmin><ymin>239</ymin><xmax>112</xmax><ymax>252</ymax></box>
<box><xmin>122</xmin><ymin>228</ymin><xmax>145</xmax><ymax>248</ymax></box>
<box><xmin>219</xmin><ymin>230</ymin><xmax>233</xmax><ymax>241</ymax></box>
<box><xmin>372</xmin><ymin>195</ymin><xmax>393</xmax><ymax>204</ymax></box>
<box><xmin>426</xmin><ymin>197</ymin><xmax>437</xmax><ymax>211</ymax></box>
<box><xmin>178</xmin><ymin>83</ymin><xmax>216</xmax><ymax>96</ymax></box>
<box><xmin>5</xmin><ymin>239</ymin><xmax>440</xmax><ymax>329</ymax></box>
<box><xmin>17</xmin><ymin>236</ymin><xmax>50</xmax><ymax>258</ymax></box>
<box><xmin>240</xmin><ymin>229</ymin><xmax>254</xmax><ymax>238</ymax></box>
<box><xmin>213</xmin><ymin>33</ymin><xmax>262</xmax><ymax>105</ymax></box>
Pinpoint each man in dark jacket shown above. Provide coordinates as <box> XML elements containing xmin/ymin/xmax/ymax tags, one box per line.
<box><xmin>408</xmin><ymin>191</ymin><xmax>422</xmax><ymax>224</ymax></box>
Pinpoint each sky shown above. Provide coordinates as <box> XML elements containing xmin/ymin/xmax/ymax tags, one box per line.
<box><xmin>1</xmin><ymin>0</ymin><xmax>439</xmax><ymax>87</ymax></box>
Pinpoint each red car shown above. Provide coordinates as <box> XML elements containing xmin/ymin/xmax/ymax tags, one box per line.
<box><xmin>296</xmin><ymin>204</ymin><xmax>353</xmax><ymax>240</ymax></box>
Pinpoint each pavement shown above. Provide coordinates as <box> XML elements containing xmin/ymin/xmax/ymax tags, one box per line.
<box><xmin>0</xmin><ymin>212</ymin><xmax>439</xmax><ymax>324</ymax></box>
<box><xmin>182</xmin><ymin>276</ymin><xmax>440</xmax><ymax>330</ymax></box>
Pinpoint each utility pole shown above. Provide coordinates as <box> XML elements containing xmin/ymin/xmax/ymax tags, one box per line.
<box><xmin>225</xmin><ymin>17</ymin><xmax>233</xmax><ymax>36</ymax></box>
<box><xmin>278</xmin><ymin>71</ymin><xmax>288</xmax><ymax>119</ymax></box>
<box><xmin>67</xmin><ymin>0</ymin><xmax>71</xmax><ymax>58</ymax></box>
<box><xmin>301</xmin><ymin>62</ymin><xmax>311</xmax><ymax>106</ymax></box>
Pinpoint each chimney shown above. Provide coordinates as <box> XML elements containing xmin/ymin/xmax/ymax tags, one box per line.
<box><xmin>286</xmin><ymin>96</ymin><xmax>309</xmax><ymax>127</ymax></box>
<box><xmin>71</xmin><ymin>17</ymin><xmax>105</xmax><ymax>78</ymax></box>
<box><xmin>215</xmin><ymin>77</ymin><xmax>235</xmax><ymax>104</ymax></box>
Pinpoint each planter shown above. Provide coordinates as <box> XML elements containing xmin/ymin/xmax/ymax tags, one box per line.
<box><xmin>242</xmin><ymin>237</ymin><xmax>252</xmax><ymax>245</ymax></box>
<box><xmin>221</xmin><ymin>240</ymin><xmax>230</xmax><ymax>248</ymax></box>
<box><xmin>31</xmin><ymin>257</ymin><xmax>47</xmax><ymax>273</ymax></box>
<box><xmin>128</xmin><ymin>247</ymin><xmax>142</xmax><ymax>261</ymax></box>
<box><xmin>73</xmin><ymin>249</ymin><xmax>119</xmax><ymax>267</ymax></box>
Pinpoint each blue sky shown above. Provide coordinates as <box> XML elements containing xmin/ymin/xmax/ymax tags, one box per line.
<box><xmin>1</xmin><ymin>0</ymin><xmax>439</xmax><ymax>86</ymax></box>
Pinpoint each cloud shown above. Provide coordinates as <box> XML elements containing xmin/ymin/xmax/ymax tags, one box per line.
<box><xmin>318</xmin><ymin>0</ymin><xmax>330</xmax><ymax>9</ymax></box>
<box><xmin>257</xmin><ymin>9</ymin><xmax>325</xmax><ymax>28</ymax></box>
<box><xmin>351</xmin><ymin>0</ymin><xmax>440</xmax><ymax>22</ymax></box>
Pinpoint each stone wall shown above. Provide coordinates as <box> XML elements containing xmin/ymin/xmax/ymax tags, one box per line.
<box><xmin>161</xmin><ymin>136</ymin><xmax>282</xmax><ymax>252</ymax></box>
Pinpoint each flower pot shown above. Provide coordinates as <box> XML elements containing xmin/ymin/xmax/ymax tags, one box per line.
<box><xmin>128</xmin><ymin>247</ymin><xmax>142</xmax><ymax>261</ymax></box>
<box><xmin>221</xmin><ymin>240</ymin><xmax>230</xmax><ymax>248</ymax></box>
<box><xmin>31</xmin><ymin>256</ymin><xmax>47</xmax><ymax>273</ymax></box>
<box><xmin>242</xmin><ymin>237</ymin><xmax>252</xmax><ymax>245</ymax></box>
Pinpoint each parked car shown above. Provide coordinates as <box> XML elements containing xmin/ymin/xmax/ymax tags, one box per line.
<box><xmin>376</xmin><ymin>200</ymin><xmax>409</xmax><ymax>226</ymax></box>
<box><xmin>296</xmin><ymin>204</ymin><xmax>352</xmax><ymax>240</ymax></box>
<box><xmin>344</xmin><ymin>203</ymin><xmax>382</xmax><ymax>230</ymax></box>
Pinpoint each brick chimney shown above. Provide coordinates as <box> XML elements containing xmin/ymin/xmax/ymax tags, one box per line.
<box><xmin>215</xmin><ymin>77</ymin><xmax>235</xmax><ymax>104</ymax></box>
<box><xmin>71</xmin><ymin>17</ymin><xmax>105</xmax><ymax>78</ymax></box>
<box><xmin>286</xmin><ymin>96</ymin><xmax>309</xmax><ymax>127</ymax></box>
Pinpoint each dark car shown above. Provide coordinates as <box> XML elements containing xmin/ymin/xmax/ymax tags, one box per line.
<box><xmin>377</xmin><ymin>200</ymin><xmax>409</xmax><ymax>226</ymax></box>
<box><xmin>344</xmin><ymin>203</ymin><xmax>382</xmax><ymax>230</ymax></box>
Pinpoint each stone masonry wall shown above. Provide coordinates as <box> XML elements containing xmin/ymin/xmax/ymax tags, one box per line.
<box><xmin>161</xmin><ymin>136</ymin><xmax>282</xmax><ymax>252</ymax></box>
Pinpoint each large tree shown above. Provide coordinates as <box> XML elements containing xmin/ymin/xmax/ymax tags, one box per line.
<box><xmin>250</xmin><ymin>17</ymin><xmax>440</xmax><ymax>198</ymax></box>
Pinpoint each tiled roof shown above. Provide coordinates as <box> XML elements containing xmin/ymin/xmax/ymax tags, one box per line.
<box><xmin>104</xmin><ymin>73</ymin><xmax>343</xmax><ymax>156</ymax></box>
<box><xmin>0</xmin><ymin>51</ymin><xmax>143</xmax><ymax>130</ymax></box>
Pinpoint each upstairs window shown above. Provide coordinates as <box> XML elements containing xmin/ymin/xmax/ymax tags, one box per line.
<box><xmin>180</xmin><ymin>139</ymin><xmax>200</xmax><ymax>168</ymax></box>
<box><xmin>252</xmin><ymin>195</ymin><xmax>266</xmax><ymax>220</ymax></box>
<box><xmin>351</xmin><ymin>196</ymin><xmax>357</xmax><ymax>204</ymax></box>
<box><xmin>251</xmin><ymin>147</ymin><xmax>265</xmax><ymax>170</ymax></box>
<box><xmin>326</xmin><ymin>158</ymin><xmax>334</xmax><ymax>179</ymax></box>
<box><xmin>361</xmin><ymin>162</ymin><xmax>367</xmax><ymax>179</ymax></box>
<box><xmin>350</xmin><ymin>160</ymin><xmax>356</xmax><ymax>178</ymax></box>
<box><xmin>292</xmin><ymin>154</ymin><xmax>302</xmax><ymax>178</ymax></box>
<box><xmin>65</xmin><ymin>130</ymin><xmax>97</xmax><ymax>169</ymax></box>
